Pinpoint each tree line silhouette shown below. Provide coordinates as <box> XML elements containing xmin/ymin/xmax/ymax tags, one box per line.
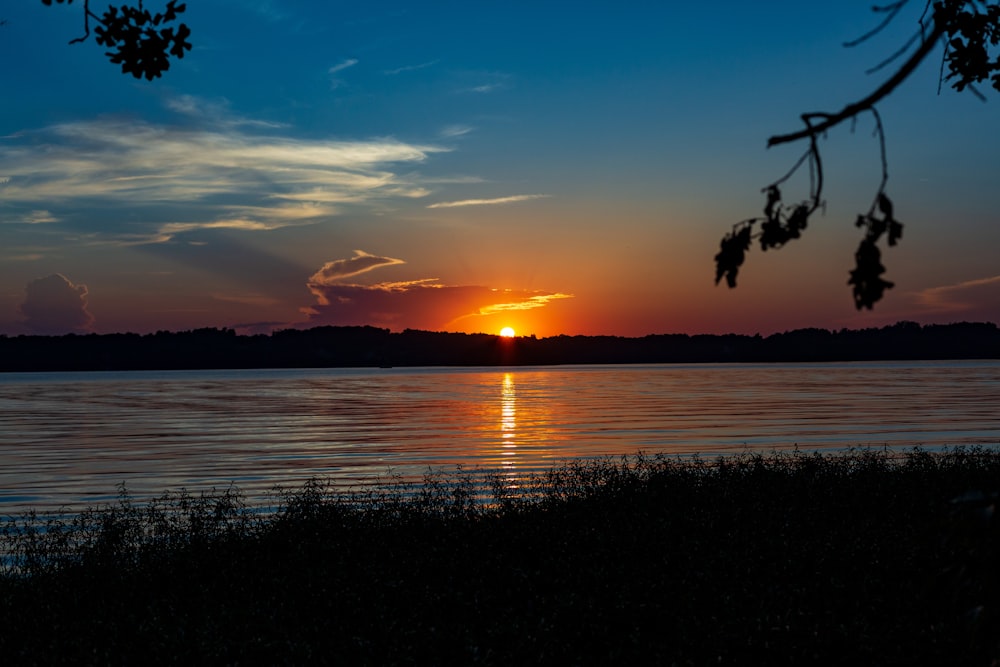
<box><xmin>0</xmin><ymin>321</ymin><xmax>996</xmax><ymax>372</ymax></box>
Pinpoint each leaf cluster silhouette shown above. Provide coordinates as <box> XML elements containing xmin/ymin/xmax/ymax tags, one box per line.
<box><xmin>42</xmin><ymin>0</ymin><xmax>190</xmax><ymax>79</ymax></box>
<box><xmin>717</xmin><ymin>1</ymin><xmax>999</xmax><ymax>309</ymax></box>
<box><xmin>849</xmin><ymin>193</ymin><xmax>905</xmax><ymax>309</ymax></box>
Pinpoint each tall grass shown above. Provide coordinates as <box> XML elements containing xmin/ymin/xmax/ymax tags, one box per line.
<box><xmin>1</xmin><ymin>446</ymin><xmax>998</xmax><ymax>664</ymax></box>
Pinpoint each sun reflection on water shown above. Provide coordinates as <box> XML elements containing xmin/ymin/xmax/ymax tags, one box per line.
<box><xmin>498</xmin><ymin>372</ymin><xmax>519</xmax><ymax>491</ymax></box>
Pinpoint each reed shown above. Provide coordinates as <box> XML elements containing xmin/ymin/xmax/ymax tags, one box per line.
<box><xmin>1</xmin><ymin>446</ymin><xmax>998</xmax><ymax>664</ymax></box>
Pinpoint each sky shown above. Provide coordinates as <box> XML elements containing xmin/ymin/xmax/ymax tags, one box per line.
<box><xmin>1</xmin><ymin>1</ymin><xmax>998</xmax><ymax>338</ymax></box>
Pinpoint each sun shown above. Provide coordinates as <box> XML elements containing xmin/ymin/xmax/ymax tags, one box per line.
<box><xmin>499</xmin><ymin>327</ymin><xmax>516</xmax><ymax>338</ymax></box>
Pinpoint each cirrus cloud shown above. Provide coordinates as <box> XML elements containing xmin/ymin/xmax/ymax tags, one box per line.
<box><xmin>0</xmin><ymin>99</ymin><xmax>446</xmax><ymax>244</ymax></box>
<box><xmin>911</xmin><ymin>274</ymin><xmax>1000</xmax><ymax>321</ymax></box>
<box><xmin>308</xmin><ymin>250</ymin><xmax>406</xmax><ymax>294</ymax></box>
<box><xmin>427</xmin><ymin>194</ymin><xmax>550</xmax><ymax>209</ymax></box>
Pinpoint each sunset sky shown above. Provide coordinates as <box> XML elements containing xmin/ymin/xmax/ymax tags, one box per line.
<box><xmin>1</xmin><ymin>1</ymin><xmax>998</xmax><ymax>338</ymax></box>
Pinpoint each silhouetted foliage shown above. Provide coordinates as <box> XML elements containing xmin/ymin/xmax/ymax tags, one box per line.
<box><xmin>0</xmin><ymin>321</ymin><xmax>997</xmax><ymax>370</ymax></box>
<box><xmin>42</xmin><ymin>0</ymin><xmax>191</xmax><ymax>80</ymax></box>
<box><xmin>2</xmin><ymin>448</ymin><xmax>999</xmax><ymax>663</ymax></box>
<box><xmin>717</xmin><ymin>1</ymin><xmax>1000</xmax><ymax>309</ymax></box>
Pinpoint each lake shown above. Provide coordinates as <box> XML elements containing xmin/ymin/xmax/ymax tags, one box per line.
<box><xmin>1</xmin><ymin>361</ymin><xmax>999</xmax><ymax>516</ymax></box>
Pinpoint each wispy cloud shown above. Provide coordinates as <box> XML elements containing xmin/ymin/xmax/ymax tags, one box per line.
<box><xmin>427</xmin><ymin>194</ymin><xmax>550</xmax><ymax>209</ymax></box>
<box><xmin>440</xmin><ymin>124</ymin><xmax>474</xmax><ymax>138</ymax></box>
<box><xmin>912</xmin><ymin>274</ymin><xmax>1000</xmax><ymax>313</ymax></box>
<box><xmin>456</xmin><ymin>71</ymin><xmax>511</xmax><ymax>95</ymax></box>
<box><xmin>21</xmin><ymin>210</ymin><xmax>58</xmax><ymax>224</ymax></box>
<box><xmin>476</xmin><ymin>292</ymin><xmax>574</xmax><ymax>315</ymax></box>
<box><xmin>303</xmin><ymin>279</ymin><xmax>572</xmax><ymax>332</ymax></box>
<box><xmin>0</xmin><ymin>99</ymin><xmax>446</xmax><ymax>244</ymax></box>
<box><xmin>329</xmin><ymin>58</ymin><xmax>359</xmax><ymax>74</ymax></box>
<box><xmin>308</xmin><ymin>250</ymin><xmax>406</xmax><ymax>297</ymax></box>
<box><xmin>302</xmin><ymin>256</ymin><xmax>572</xmax><ymax>332</ymax></box>
<box><xmin>165</xmin><ymin>94</ymin><xmax>288</xmax><ymax>129</ymax></box>
<box><xmin>384</xmin><ymin>60</ymin><xmax>439</xmax><ymax>75</ymax></box>
<box><xmin>329</xmin><ymin>58</ymin><xmax>359</xmax><ymax>88</ymax></box>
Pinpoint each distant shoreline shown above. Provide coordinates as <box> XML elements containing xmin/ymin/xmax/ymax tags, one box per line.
<box><xmin>1</xmin><ymin>320</ymin><xmax>997</xmax><ymax>372</ymax></box>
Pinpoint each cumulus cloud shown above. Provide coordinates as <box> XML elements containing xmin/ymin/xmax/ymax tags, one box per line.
<box><xmin>18</xmin><ymin>274</ymin><xmax>95</xmax><ymax>335</ymax></box>
<box><xmin>0</xmin><ymin>102</ymin><xmax>446</xmax><ymax>243</ymax></box>
<box><xmin>302</xmin><ymin>253</ymin><xmax>572</xmax><ymax>331</ymax></box>
<box><xmin>427</xmin><ymin>194</ymin><xmax>550</xmax><ymax>209</ymax></box>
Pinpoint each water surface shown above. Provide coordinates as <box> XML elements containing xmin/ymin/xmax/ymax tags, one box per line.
<box><xmin>1</xmin><ymin>361</ymin><xmax>998</xmax><ymax>515</ymax></box>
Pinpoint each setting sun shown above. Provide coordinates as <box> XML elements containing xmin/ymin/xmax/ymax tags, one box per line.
<box><xmin>500</xmin><ymin>327</ymin><xmax>516</xmax><ymax>338</ymax></box>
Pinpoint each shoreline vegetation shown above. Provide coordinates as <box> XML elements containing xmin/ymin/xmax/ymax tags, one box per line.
<box><xmin>2</xmin><ymin>448</ymin><xmax>999</xmax><ymax>663</ymax></box>
<box><xmin>0</xmin><ymin>320</ymin><xmax>998</xmax><ymax>372</ymax></box>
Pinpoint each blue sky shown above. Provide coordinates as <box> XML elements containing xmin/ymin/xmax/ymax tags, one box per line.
<box><xmin>1</xmin><ymin>1</ymin><xmax>998</xmax><ymax>336</ymax></box>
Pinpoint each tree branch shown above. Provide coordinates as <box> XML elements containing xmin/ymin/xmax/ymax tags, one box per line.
<box><xmin>767</xmin><ymin>17</ymin><xmax>947</xmax><ymax>148</ymax></box>
<box><xmin>67</xmin><ymin>0</ymin><xmax>92</xmax><ymax>44</ymax></box>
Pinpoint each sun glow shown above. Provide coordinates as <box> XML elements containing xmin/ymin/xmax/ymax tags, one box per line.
<box><xmin>499</xmin><ymin>326</ymin><xmax>516</xmax><ymax>338</ymax></box>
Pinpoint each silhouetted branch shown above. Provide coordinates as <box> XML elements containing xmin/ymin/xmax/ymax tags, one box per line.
<box><xmin>866</xmin><ymin>31</ymin><xmax>923</xmax><ymax>74</ymax></box>
<box><xmin>867</xmin><ymin>107</ymin><xmax>890</xmax><ymax>216</ymax></box>
<box><xmin>768</xmin><ymin>17</ymin><xmax>946</xmax><ymax>148</ymax></box>
<box><xmin>66</xmin><ymin>0</ymin><xmax>99</xmax><ymax>44</ymax></box>
<box><xmin>843</xmin><ymin>1</ymin><xmax>910</xmax><ymax>48</ymax></box>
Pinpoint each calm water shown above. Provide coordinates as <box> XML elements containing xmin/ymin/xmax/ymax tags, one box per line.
<box><xmin>1</xmin><ymin>361</ymin><xmax>998</xmax><ymax>515</ymax></box>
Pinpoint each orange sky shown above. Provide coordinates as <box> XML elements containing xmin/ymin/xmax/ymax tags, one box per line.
<box><xmin>1</xmin><ymin>3</ymin><xmax>998</xmax><ymax>337</ymax></box>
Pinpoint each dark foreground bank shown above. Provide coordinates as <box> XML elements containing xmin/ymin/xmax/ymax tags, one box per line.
<box><xmin>2</xmin><ymin>448</ymin><xmax>999</xmax><ymax>665</ymax></box>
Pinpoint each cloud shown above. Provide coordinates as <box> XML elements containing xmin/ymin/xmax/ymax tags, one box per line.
<box><xmin>384</xmin><ymin>60</ymin><xmax>439</xmax><ymax>75</ymax></box>
<box><xmin>25</xmin><ymin>210</ymin><xmax>57</xmax><ymax>224</ymax></box>
<box><xmin>427</xmin><ymin>194</ymin><xmax>550</xmax><ymax>209</ymax></box>
<box><xmin>912</xmin><ymin>274</ymin><xmax>1000</xmax><ymax>315</ymax></box>
<box><xmin>303</xmin><ymin>280</ymin><xmax>572</xmax><ymax>331</ymax></box>
<box><xmin>329</xmin><ymin>58</ymin><xmax>359</xmax><ymax>75</ymax></box>
<box><xmin>302</xmin><ymin>256</ymin><xmax>572</xmax><ymax>331</ymax></box>
<box><xmin>476</xmin><ymin>293</ymin><xmax>574</xmax><ymax>315</ymax></box>
<box><xmin>456</xmin><ymin>71</ymin><xmax>511</xmax><ymax>95</ymax></box>
<box><xmin>18</xmin><ymin>273</ymin><xmax>95</xmax><ymax>335</ymax></box>
<box><xmin>329</xmin><ymin>58</ymin><xmax>359</xmax><ymax>88</ymax></box>
<box><xmin>308</xmin><ymin>250</ymin><xmax>406</xmax><ymax>295</ymax></box>
<box><xmin>0</xmin><ymin>103</ymin><xmax>446</xmax><ymax>243</ymax></box>
<box><xmin>440</xmin><ymin>125</ymin><xmax>474</xmax><ymax>139</ymax></box>
<box><xmin>165</xmin><ymin>95</ymin><xmax>288</xmax><ymax>129</ymax></box>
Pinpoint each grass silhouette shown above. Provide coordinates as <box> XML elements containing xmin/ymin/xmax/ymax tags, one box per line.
<box><xmin>1</xmin><ymin>447</ymin><xmax>998</xmax><ymax>664</ymax></box>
